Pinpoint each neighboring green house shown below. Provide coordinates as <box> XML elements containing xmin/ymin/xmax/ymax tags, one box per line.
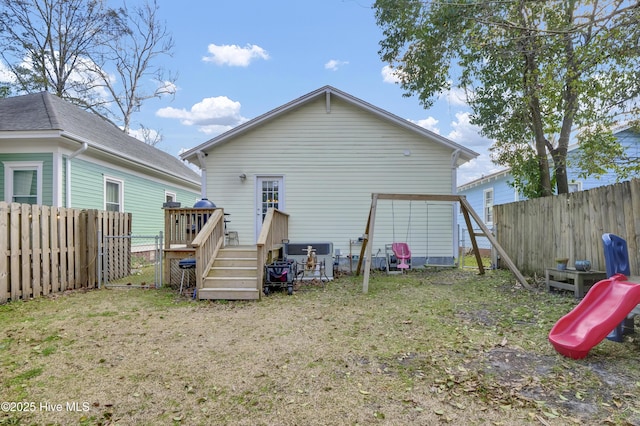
<box><xmin>0</xmin><ymin>92</ymin><xmax>201</xmax><ymax>238</ymax></box>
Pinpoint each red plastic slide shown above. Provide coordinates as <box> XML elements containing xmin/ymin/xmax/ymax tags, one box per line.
<box><xmin>549</xmin><ymin>274</ymin><xmax>640</xmax><ymax>359</ymax></box>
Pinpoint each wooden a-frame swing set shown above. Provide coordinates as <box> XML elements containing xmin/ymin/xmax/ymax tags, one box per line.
<box><xmin>356</xmin><ymin>193</ymin><xmax>530</xmax><ymax>293</ymax></box>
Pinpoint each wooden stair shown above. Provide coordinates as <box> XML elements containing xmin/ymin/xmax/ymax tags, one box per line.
<box><xmin>198</xmin><ymin>246</ymin><xmax>260</xmax><ymax>300</ymax></box>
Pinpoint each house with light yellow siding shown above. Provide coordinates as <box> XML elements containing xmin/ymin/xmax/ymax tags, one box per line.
<box><xmin>181</xmin><ymin>86</ymin><xmax>477</xmax><ymax>268</ymax></box>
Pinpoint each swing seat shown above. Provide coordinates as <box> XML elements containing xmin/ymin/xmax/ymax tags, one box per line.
<box><xmin>392</xmin><ymin>242</ymin><xmax>411</xmax><ymax>269</ymax></box>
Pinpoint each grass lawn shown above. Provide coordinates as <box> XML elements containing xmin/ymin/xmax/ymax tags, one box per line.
<box><xmin>1</xmin><ymin>268</ymin><xmax>639</xmax><ymax>425</ymax></box>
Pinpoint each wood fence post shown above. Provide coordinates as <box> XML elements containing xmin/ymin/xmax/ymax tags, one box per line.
<box><xmin>0</xmin><ymin>202</ymin><xmax>8</xmax><ymax>303</ymax></box>
<box><xmin>32</xmin><ymin>204</ymin><xmax>42</xmax><ymax>298</ymax></box>
<box><xmin>41</xmin><ymin>205</ymin><xmax>51</xmax><ymax>295</ymax></box>
<box><xmin>10</xmin><ymin>203</ymin><xmax>21</xmax><ymax>300</ymax></box>
<box><xmin>85</xmin><ymin>210</ymin><xmax>97</xmax><ymax>288</ymax></box>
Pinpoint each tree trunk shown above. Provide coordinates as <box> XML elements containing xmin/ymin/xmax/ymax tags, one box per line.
<box><xmin>535</xmin><ymin>139</ymin><xmax>553</xmax><ymax>196</ymax></box>
<box><xmin>552</xmin><ymin>150</ymin><xmax>569</xmax><ymax>194</ymax></box>
<box><xmin>520</xmin><ymin>25</ymin><xmax>553</xmax><ymax>197</ymax></box>
<box><xmin>530</xmin><ymin>98</ymin><xmax>554</xmax><ymax>196</ymax></box>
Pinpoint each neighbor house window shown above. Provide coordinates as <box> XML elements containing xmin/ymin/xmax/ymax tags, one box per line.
<box><xmin>165</xmin><ymin>191</ymin><xmax>176</xmax><ymax>203</ymax></box>
<box><xmin>568</xmin><ymin>181</ymin><xmax>582</xmax><ymax>193</ymax></box>
<box><xmin>3</xmin><ymin>161</ymin><xmax>43</xmax><ymax>204</ymax></box>
<box><xmin>104</xmin><ymin>177</ymin><xmax>124</xmax><ymax>212</ymax></box>
<box><xmin>484</xmin><ymin>188</ymin><xmax>494</xmax><ymax>224</ymax></box>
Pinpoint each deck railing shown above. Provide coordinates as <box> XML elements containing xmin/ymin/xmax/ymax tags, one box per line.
<box><xmin>190</xmin><ymin>209</ymin><xmax>225</xmax><ymax>294</ymax></box>
<box><xmin>163</xmin><ymin>207</ymin><xmax>218</xmax><ymax>248</ymax></box>
<box><xmin>256</xmin><ymin>208</ymin><xmax>290</xmax><ymax>292</ymax></box>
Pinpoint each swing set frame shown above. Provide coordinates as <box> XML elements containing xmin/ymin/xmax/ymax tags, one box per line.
<box><xmin>356</xmin><ymin>193</ymin><xmax>529</xmax><ymax>293</ymax></box>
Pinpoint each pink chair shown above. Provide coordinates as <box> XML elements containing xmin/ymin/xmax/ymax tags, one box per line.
<box><xmin>391</xmin><ymin>243</ymin><xmax>411</xmax><ymax>269</ymax></box>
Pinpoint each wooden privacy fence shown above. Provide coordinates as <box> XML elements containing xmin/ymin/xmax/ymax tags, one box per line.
<box><xmin>0</xmin><ymin>202</ymin><xmax>132</xmax><ymax>303</ymax></box>
<box><xmin>494</xmin><ymin>179</ymin><xmax>640</xmax><ymax>277</ymax></box>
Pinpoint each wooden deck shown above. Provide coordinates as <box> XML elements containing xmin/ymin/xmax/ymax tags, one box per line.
<box><xmin>162</xmin><ymin>207</ymin><xmax>289</xmax><ymax>300</ymax></box>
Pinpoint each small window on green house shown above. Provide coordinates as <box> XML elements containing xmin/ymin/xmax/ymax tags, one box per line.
<box><xmin>3</xmin><ymin>161</ymin><xmax>43</xmax><ymax>204</ymax></box>
<box><xmin>105</xmin><ymin>178</ymin><xmax>123</xmax><ymax>212</ymax></box>
<box><xmin>13</xmin><ymin>170</ymin><xmax>38</xmax><ymax>204</ymax></box>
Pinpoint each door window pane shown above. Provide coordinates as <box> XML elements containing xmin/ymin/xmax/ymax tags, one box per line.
<box><xmin>261</xmin><ymin>180</ymin><xmax>279</xmax><ymax>220</ymax></box>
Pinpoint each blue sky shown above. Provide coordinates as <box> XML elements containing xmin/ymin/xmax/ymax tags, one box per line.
<box><xmin>133</xmin><ymin>0</ymin><xmax>498</xmax><ymax>185</ymax></box>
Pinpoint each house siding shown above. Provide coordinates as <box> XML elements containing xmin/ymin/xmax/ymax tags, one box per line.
<box><xmin>61</xmin><ymin>155</ymin><xmax>67</xmax><ymax>207</ymax></box>
<box><xmin>566</xmin><ymin>129</ymin><xmax>640</xmax><ymax>188</ymax></box>
<box><xmin>70</xmin><ymin>158</ymin><xmax>199</xmax><ymax>236</ymax></box>
<box><xmin>204</xmin><ymin>96</ymin><xmax>458</xmax><ymax>259</ymax></box>
<box><xmin>0</xmin><ymin>152</ymin><xmax>54</xmax><ymax>205</ymax></box>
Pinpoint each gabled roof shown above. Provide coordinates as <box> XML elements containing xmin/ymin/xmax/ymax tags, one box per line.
<box><xmin>457</xmin><ymin>168</ymin><xmax>512</xmax><ymax>192</ymax></box>
<box><xmin>180</xmin><ymin>85</ymin><xmax>478</xmax><ymax>166</ymax></box>
<box><xmin>0</xmin><ymin>92</ymin><xmax>200</xmax><ymax>185</ymax></box>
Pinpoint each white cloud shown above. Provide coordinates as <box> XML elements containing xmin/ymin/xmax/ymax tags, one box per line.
<box><xmin>381</xmin><ymin>65</ymin><xmax>403</xmax><ymax>84</ymax></box>
<box><xmin>324</xmin><ymin>59</ymin><xmax>348</xmax><ymax>71</ymax></box>
<box><xmin>156</xmin><ymin>96</ymin><xmax>247</xmax><ymax>134</ymax></box>
<box><xmin>157</xmin><ymin>80</ymin><xmax>177</xmax><ymax>96</ymax></box>
<box><xmin>0</xmin><ymin>60</ymin><xmax>15</xmax><ymax>83</ymax></box>
<box><xmin>457</xmin><ymin>156</ymin><xmax>503</xmax><ymax>185</ymax></box>
<box><xmin>409</xmin><ymin>116</ymin><xmax>440</xmax><ymax>134</ymax></box>
<box><xmin>202</xmin><ymin>43</ymin><xmax>269</xmax><ymax>67</ymax></box>
<box><xmin>127</xmin><ymin>126</ymin><xmax>161</xmax><ymax>143</ymax></box>
<box><xmin>446</xmin><ymin>112</ymin><xmax>500</xmax><ymax>184</ymax></box>
<box><xmin>442</xmin><ymin>86</ymin><xmax>467</xmax><ymax>107</ymax></box>
<box><xmin>446</xmin><ymin>112</ymin><xmax>492</xmax><ymax>150</ymax></box>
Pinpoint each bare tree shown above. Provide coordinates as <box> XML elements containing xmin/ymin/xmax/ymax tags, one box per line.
<box><xmin>0</xmin><ymin>0</ymin><xmax>120</xmax><ymax>114</ymax></box>
<box><xmin>0</xmin><ymin>0</ymin><xmax>176</xmax><ymax>144</ymax></box>
<box><xmin>136</xmin><ymin>124</ymin><xmax>163</xmax><ymax>147</ymax></box>
<box><xmin>93</xmin><ymin>0</ymin><xmax>176</xmax><ymax>132</ymax></box>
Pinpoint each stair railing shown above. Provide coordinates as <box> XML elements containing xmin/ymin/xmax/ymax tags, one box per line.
<box><xmin>256</xmin><ymin>208</ymin><xmax>289</xmax><ymax>295</ymax></box>
<box><xmin>191</xmin><ymin>209</ymin><xmax>225</xmax><ymax>293</ymax></box>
